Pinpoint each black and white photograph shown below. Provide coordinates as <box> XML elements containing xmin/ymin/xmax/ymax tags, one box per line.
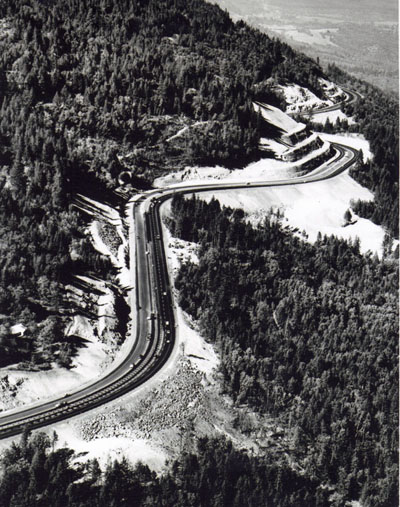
<box><xmin>0</xmin><ymin>0</ymin><xmax>397</xmax><ymax>505</ymax></box>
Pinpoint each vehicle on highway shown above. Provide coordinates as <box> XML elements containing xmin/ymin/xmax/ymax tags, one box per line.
<box><xmin>0</xmin><ymin>100</ymin><xmax>360</xmax><ymax>439</ymax></box>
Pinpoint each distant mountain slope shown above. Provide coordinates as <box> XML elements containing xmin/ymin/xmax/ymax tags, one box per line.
<box><xmin>212</xmin><ymin>0</ymin><xmax>399</xmax><ymax>94</ymax></box>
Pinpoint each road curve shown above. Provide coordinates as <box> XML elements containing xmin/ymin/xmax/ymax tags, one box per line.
<box><xmin>301</xmin><ymin>86</ymin><xmax>362</xmax><ymax>116</ymax></box>
<box><xmin>0</xmin><ymin>141</ymin><xmax>361</xmax><ymax>440</ymax></box>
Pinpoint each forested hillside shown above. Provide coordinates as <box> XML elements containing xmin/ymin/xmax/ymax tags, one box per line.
<box><xmin>0</xmin><ymin>0</ymin><xmax>329</xmax><ymax>366</ymax></box>
<box><xmin>0</xmin><ymin>0</ymin><xmax>325</xmax><ymax>175</ymax></box>
<box><xmin>168</xmin><ymin>194</ymin><xmax>398</xmax><ymax>507</ymax></box>
<box><xmin>0</xmin><ymin>0</ymin><xmax>397</xmax><ymax>365</ymax></box>
<box><xmin>305</xmin><ymin>66</ymin><xmax>398</xmax><ymax>238</ymax></box>
<box><xmin>0</xmin><ymin>429</ymin><xmax>333</xmax><ymax>507</ymax></box>
<box><xmin>326</xmin><ymin>65</ymin><xmax>398</xmax><ymax>238</ymax></box>
<box><xmin>0</xmin><ymin>0</ymin><xmax>398</xmax><ymax>504</ymax></box>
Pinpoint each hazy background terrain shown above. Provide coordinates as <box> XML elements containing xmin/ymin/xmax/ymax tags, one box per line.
<box><xmin>212</xmin><ymin>0</ymin><xmax>398</xmax><ymax>94</ymax></box>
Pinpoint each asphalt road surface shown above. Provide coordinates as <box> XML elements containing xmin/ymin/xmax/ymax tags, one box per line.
<box><xmin>0</xmin><ymin>135</ymin><xmax>361</xmax><ymax>440</ymax></box>
<box><xmin>301</xmin><ymin>86</ymin><xmax>362</xmax><ymax>116</ymax></box>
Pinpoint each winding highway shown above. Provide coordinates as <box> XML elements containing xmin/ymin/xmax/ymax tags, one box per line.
<box><xmin>0</xmin><ymin>90</ymin><xmax>361</xmax><ymax>440</ymax></box>
<box><xmin>301</xmin><ymin>86</ymin><xmax>362</xmax><ymax>116</ymax></box>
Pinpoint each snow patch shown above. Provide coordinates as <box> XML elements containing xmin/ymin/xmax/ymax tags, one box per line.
<box><xmin>311</xmin><ymin>109</ymin><xmax>356</xmax><ymax>125</ymax></box>
<box><xmin>277</xmin><ymin>83</ymin><xmax>332</xmax><ymax>114</ymax></box>
<box><xmin>154</xmin><ymin>159</ymin><xmax>294</xmax><ymax>187</ymax></box>
<box><xmin>154</xmin><ymin>143</ymin><xmax>336</xmax><ymax>189</ymax></box>
<box><xmin>253</xmin><ymin>101</ymin><xmax>303</xmax><ymax>133</ymax></box>
<box><xmin>317</xmin><ymin>132</ymin><xmax>372</xmax><ymax>163</ymax></box>
<box><xmin>161</xmin><ymin>201</ymin><xmax>219</xmax><ymax>378</ymax></box>
<box><xmin>194</xmin><ymin>172</ymin><xmax>387</xmax><ymax>257</ymax></box>
<box><xmin>56</xmin><ymin>426</ymin><xmax>167</xmax><ymax>473</ymax></box>
<box><xmin>0</xmin><ymin>331</ymin><xmax>111</xmax><ymax>412</ymax></box>
<box><xmin>10</xmin><ymin>324</ymin><xmax>26</xmax><ymax>336</ymax></box>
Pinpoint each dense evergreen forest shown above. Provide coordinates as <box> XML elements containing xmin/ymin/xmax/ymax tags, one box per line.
<box><xmin>325</xmin><ymin>65</ymin><xmax>399</xmax><ymax>238</ymax></box>
<box><xmin>0</xmin><ymin>429</ymin><xmax>334</xmax><ymax>507</ymax></box>
<box><xmin>168</xmin><ymin>194</ymin><xmax>398</xmax><ymax>507</ymax></box>
<box><xmin>0</xmin><ymin>0</ymin><xmax>325</xmax><ymax>175</ymax></box>
<box><xmin>0</xmin><ymin>0</ymin><xmax>397</xmax><ymax>362</ymax></box>
<box><xmin>0</xmin><ymin>0</ymin><xmax>397</xmax><ymax>504</ymax></box>
<box><xmin>0</xmin><ymin>0</ymin><xmax>329</xmax><ymax>366</ymax></box>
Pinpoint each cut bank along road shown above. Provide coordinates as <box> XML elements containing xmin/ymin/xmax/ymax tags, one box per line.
<box><xmin>300</xmin><ymin>86</ymin><xmax>362</xmax><ymax>116</ymax></box>
<box><xmin>0</xmin><ymin>80</ymin><xmax>362</xmax><ymax>439</ymax></box>
<box><xmin>0</xmin><ymin>141</ymin><xmax>361</xmax><ymax>440</ymax></box>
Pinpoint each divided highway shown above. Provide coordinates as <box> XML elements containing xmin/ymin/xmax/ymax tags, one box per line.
<box><xmin>0</xmin><ymin>139</ymin><xmax>361</xmax><ymax>439</ymax></box>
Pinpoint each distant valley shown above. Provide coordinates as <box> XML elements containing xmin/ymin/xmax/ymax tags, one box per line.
<box><xmin>212</xmin><ymin>0</ymin><xmax>399</xmax><ymax>94</ymax></box>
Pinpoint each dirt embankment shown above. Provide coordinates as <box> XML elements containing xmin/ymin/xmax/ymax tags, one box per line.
<box><xmin>72</xmin><ymin>350</ymin><xmax>296</xmax><ymax>469</ymax></box>
<box><xmin>61</xmin><ymin>208</ymin><xmax>298</xmax><ymax>472</ymax></box>
<box><xmin>0</xmin><ymin>196</ymin><xmax>130</xmax><ymax>412</ymax></box>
